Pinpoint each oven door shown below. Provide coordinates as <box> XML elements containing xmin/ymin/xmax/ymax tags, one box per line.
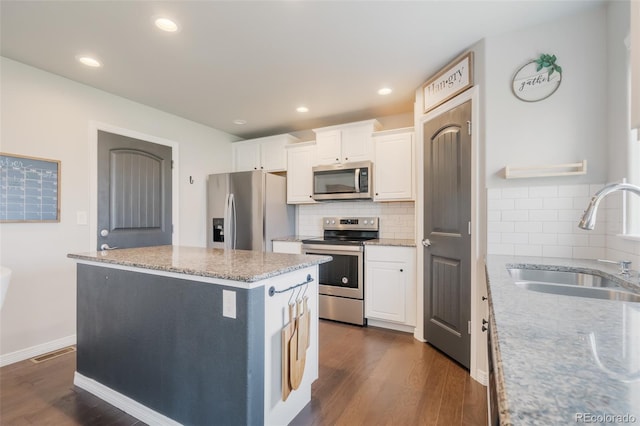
<box><xmin>302</xmin><ymin>244</ymin><xmax>363</xmax><ymax>299</ymax></box>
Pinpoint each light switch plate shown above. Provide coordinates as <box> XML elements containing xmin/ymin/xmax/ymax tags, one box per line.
<box><xmin>223</xmin><ymin>289</ymin><xmax>236</xmax><ymax>319</ymax></box>
<box><xmin>76</xmin><ymin>211</ymin><xmax>87</xmax><ymax>225</ymax></box>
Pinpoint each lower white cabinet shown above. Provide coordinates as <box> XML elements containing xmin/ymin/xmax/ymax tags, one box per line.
<box><xmin>273</xmin><ymin>240</ymin><xmax>302</xmax><ymax>254</ymax></box>
<box><xmin>365</xmin><ymin>245</ymin><xmax>416</xmax><ymax>327</ymax></box>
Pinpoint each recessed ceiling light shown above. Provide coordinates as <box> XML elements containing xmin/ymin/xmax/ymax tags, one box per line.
<box><xmin>233</xmin><ymin>119</ymin><xmax>247</xmax><ymax>125</ymax></box>
<box><xmin>77</xmin><ymin>56</ymin><xmax>101</xmax><ymax>68</ymax></box>
<box><xmin>154</xmin><ymin>17</ymin><xmax>179</xmax><ymax>32</ymax></box>
<box><xmin>296</xmin><ymin>106</ymin><xmax>309</xmax><ymax>113</ymax></box>
<box><xmin>378</xmin><ymin>87</ymin><xmax>392</xmax><ymax>95</ymax></box>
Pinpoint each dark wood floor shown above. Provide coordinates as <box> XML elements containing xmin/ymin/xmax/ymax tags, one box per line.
<box><xmin>0</xmin><ymin>321</ymin><xmax>487</xmax><ymax>426</ymax></box>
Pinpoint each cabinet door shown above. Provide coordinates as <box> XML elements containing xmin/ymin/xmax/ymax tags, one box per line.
<box><xmin>286</xmin><ymin>144</ymin><xmax>317</xmax><ymax>204</ymax></box>
<box><xmin>341</xmin><ymin>125</ymin><xmax>373</xmax><ymax>163</ymax></box>
<box><xmin>233</xmin><ymin>141</ymin><xmax>260</xmax><ymax>172</ymax></box>
<box><xmin>374</xmin><ymin>132</ymin><xmax>414</xmax><ymax>201</ymax></box>
<box><xmin>261</xmin><ymin>138</ymin><xmax>288</xmax><ymax>172</ymax></box>
<box><xmin>315</xmin><ymin>130</ymin><xmax>341</xmax><ymax>165</ymax></box>
<box><xmin>365</xmin><ymin>260</ymin><xmax>407</xmax><ymax>323</ymax></box>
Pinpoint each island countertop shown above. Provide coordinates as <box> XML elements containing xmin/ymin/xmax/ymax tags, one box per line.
<box><xmin>486</xmin><ymin>255</ymin><xmax>640</xmax><ymax>425</ymax></box>
<box><xmin>68</xmin><ymin>245</ymin><xmax>331</xmax><ymax>283</ymax></box>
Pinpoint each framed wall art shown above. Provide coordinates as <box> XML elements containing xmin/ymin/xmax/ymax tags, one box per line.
<box><xmin>423</xmin><ymin>51</ymin><xmax>474</xmax><ymax>113</ymax></box>
<box><xmin>512</xmin><ymin>54</ymin><xmax>562</xmax><ymax>102</ymax></box>
<box><xmin>0</xmin><ymin>153</ymin><xmax>61</xmax><ymax>222</ymax></box>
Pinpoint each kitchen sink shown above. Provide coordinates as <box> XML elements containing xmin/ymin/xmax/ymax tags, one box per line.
<box><xmin>507</xmin><ymin>267</ymin><xmax>640</xmax><ymax>303</ymax></box>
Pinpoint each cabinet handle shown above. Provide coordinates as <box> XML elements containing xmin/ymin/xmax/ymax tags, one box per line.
<box><xmin>345</xmin><ymin>157</ymin><xmax>349</xmax><ymax>161</ymax></box>
<box><xmin>309</xmin><ymin>195</ymin><xmax>312</xmax><ymax>198</ymax></box>
<box><xmin>376</xmin><ymin>192</ymin><xmax>379</xmax><ymax>196</ymax></box>
<box><xmin>400</xmin><ymin>269</ymin><xmax>403</xmax><ymax>272</ymax></box>
<box><xmin>261</xmin><ymin>166</ymin><xmax>264</xmax><ymax>169</ymax></box>
<box><xmin>482</xmin><ymin>296</ymin><xmax>488</xmax><ymax>301</ymax></box>
<box><xmin>335</xmin><ymin>158</ymin><xmax>339</xmax><ymax>161</ymax></box>
<box><xmin>254</xmin><ymin>167</ymin><xmax>257</xmax><ymax>170</ymax></box>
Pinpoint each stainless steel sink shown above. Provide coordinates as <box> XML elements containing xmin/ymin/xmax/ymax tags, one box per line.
<box><xmin>507</xmin><ymin>268</ymin><xmax>640</xmax><ymax>302</ymax></box>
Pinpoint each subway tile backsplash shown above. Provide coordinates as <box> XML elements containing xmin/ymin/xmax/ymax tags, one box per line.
<box><xmin>297</xmin><ymin>201</ymin><xmax>415</xmax><ymax>240</ymax></box>
<box><xmin>487</xmin><ymin>184</ymin><xmax>607</xmax><ymax>258</ymax></box>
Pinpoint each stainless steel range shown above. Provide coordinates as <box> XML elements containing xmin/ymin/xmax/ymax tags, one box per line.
<box><xmin>301</xmin><ymin>217</ymin><xmax>379</xmax><ymax>326</ymax></box>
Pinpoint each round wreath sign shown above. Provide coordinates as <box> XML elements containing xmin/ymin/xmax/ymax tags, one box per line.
<box><xmin>512</xmin><ymin>54</ymin><xmax>562</xmax><ymax>102</ymax></box>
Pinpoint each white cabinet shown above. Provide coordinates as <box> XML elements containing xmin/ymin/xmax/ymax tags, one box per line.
<box><xmin>273</xmin><ymin>240</ymin><xmax>303</xmax><ymax>254</ymax></box>
<box><xmin>233</xmin><ymin>134</ymin><xmax>299</xmax><ymax>172</ymax></box>
<box><xmin>286</xmin><ymin>142</ymin><xmax>317</xmax><ymax>204</ymax></box>
<box><xmin>313</xmin><ymin>119</ymin><xmax>381</xmax><ymax>165</ymax></box>
<box><xmin>365</xmin><ymin>245</ymin><xmax>416</xmax><ymax>327</ymax></box>
<box><xmin>373</xmin><ymin>128</ymin><xmax>415</xmax><ymax>202</ymax></box>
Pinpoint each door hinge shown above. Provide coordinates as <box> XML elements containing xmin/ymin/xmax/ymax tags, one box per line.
<box><xmin>467</xmin><ymin>120</ymin><xmax>472</xmax><ymax>136</ymax></box>
<box><xmin>468</xmin><ymin>321</ymin><xmax>471</xmax><ymax>334</ymax></box>
<box><xmin>468</xmin><ymin>221</ymin><xmax>471</xmax><ymax>235</ymax></box>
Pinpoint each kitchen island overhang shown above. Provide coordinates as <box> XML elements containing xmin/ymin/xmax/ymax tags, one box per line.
<box><xmin>68</xmin><ymin>246</ymin><xmax>331</xmax><ymax>426</ymax></box>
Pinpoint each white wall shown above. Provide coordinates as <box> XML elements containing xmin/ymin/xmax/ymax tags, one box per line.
<box><xmin>0</xmin><ymin>57</ymin><xmax>235</xmax><ymax>359</ymax></box>
<box><xmin>484</xmin><ymin>5</ymin><xmax>608</xmax><ymax>188</ymax></box>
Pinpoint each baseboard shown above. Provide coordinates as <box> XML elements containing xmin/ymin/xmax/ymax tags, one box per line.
<box><xmin>74</xmin><ymin>372</ymin><xmax>181</xmax><ymax>426</ymax></box>
<box><xmin>367</xmin><ymin>319</ymin><xmax>415</xmax><ymax>334</ymax></box>
<box><xmin>473</xmin><ymin>368</ymin><xmax>488</xmax><ymax>386</ymax></box>
<box><xmin>0</xmin><ymin>334</ymin><xmax>76</xmax><ymax>367</ymax></box>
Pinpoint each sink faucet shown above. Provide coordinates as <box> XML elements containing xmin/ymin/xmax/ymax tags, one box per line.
<box><xmin>578</xmin><ymin>182</ymin><xmax>640</xmax><ymax>230</ymax></box>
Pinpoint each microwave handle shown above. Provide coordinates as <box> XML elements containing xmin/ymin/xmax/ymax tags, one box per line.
<box><xmin>355</xmin><ymin>168</ymin><xmax>361</xmax><ymax>193</ymax></box>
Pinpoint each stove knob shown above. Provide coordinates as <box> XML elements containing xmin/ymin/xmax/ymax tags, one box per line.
<box><xmin>331</xmin><ymin>220</ymin><xmax>335</xmax><ymax>224</ymax></box>
<box><xmin>325</xmin><ymin>219</ymin><xmax>330</xmax><ymax>224</ymax></box>
<box><xmin>363</xmin><ymin>220</ymin><xmax>368</xmax><ymax>225</ymax></box>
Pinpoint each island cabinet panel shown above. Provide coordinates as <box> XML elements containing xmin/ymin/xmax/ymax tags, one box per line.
<box><xmin>76</xmin><ymin>264</ymin><xmax>265</xmax><ymax>426</ymax></box>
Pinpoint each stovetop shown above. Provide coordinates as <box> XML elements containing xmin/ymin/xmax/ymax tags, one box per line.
<box><xmin>301</xmin><ymin>217</ymin><xmax>379</xmax><ymax>246</ymax></box>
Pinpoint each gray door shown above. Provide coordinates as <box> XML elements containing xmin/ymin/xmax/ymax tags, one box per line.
<box><xmin>97</xmin><ymin>130</ymin><xmax>172</xmax><ymax>251</ymax></box>
<box><xmin>423</xmin><ymin>101</ymin><xmax>472</xmax><ymax>368</ymax></box>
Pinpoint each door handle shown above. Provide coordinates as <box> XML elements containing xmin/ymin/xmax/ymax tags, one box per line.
<box><xmin>100</xmin><ymin>244</ymin><xmax>118</xmax><ymax>251</ymax></box>
<box><xmin>422</xmin><ymin>239</ymin><xmax>432</xmax><ymax>247</ymax></box>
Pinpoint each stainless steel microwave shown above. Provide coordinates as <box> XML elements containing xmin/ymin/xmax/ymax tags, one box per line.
<box><xmin>312</xmin><ymin>161</ymin><xmax>373</xmax><ymax>201</ymax></box>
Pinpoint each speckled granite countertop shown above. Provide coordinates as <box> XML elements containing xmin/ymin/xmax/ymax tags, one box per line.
<box><xmin>364</xmin><ymin>238</ymin><xmax>416</xmax><ymax>247</ymax></box>
<box><xmin>486</xmin><ymin>255</ymin><xmax>640</xmax><ymax>425</ymax></box>
<box><xmin>271</xmin><ymin>236</ymin><xmax>316</xmax><ymax>242</ymax></box>
<box><xmin>68</xmin><ymin>245</ymin><xmax>331</xmax><ymax>283</ymax></box>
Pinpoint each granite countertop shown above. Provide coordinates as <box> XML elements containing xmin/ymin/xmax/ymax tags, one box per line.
<box><xmin>68</xmin><ymin>245</ymin><xmax>331</xmax><ymax>283</ymax></box>
<box><xmin>485</xmin><ymin>255</ymin><xmax>640</xmax><ymax>425</ymax></box>
<box><xmin>364</xmin><ymin>238</ymin><xmax>416</xmax><ymax>247</ymax></box>
<box><xmin>272</xmin><ymin>236</ymin><xmax>316</xmax><ymax>242</ymax></box>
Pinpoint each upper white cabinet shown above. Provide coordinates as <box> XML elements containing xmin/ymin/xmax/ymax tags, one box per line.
<box><xmin>286</xmin><ymin>141</ymin><xmax>317</xmax><ymax>204</ymax></box>
<box><xmin>313</xmin><ymin>119</ymin><xmax>381</xmax><ymax>165</ymax></box>
<box><xmin>373</xmin><ymin>128</ymin><xmax>415</xmax><ymax>202</ymax></box>
<box><xmin>365</xmin><ymin>245</ymin><xmax>416</xmax><ymax>327</ymax></box>
<box><xmin>233</xmin><ymin>134</ymin><xmax>299</xmax><ymax>172</ymax></box>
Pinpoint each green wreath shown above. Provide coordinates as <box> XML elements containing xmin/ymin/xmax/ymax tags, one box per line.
<box><xmin>535</xmin><ymin>54</ymin><xmax>562</xmax><ymax>77</ymax></box>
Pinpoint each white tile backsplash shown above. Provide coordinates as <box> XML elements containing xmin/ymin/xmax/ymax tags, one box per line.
<box><xmin>297</xmin><ymin>201</ymin><xmax>415</xmax><ymax>240</ymax></box>
<box><xmin>487</xmin><ymin>184</ymin><xmax>607</xmax><ymax>259</ymax></box>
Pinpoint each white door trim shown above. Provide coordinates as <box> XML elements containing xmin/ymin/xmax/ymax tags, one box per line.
<box><xmin>414</xmin><ymin>85</ymin><xmax>486</xmax><ymax>384</ymax></box>
<box><xmin>88</xmin><ymin>121</ymin><xmax>180</xmax><ymax>251</ymax></box>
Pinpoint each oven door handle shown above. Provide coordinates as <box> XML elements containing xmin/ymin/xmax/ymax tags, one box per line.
<box><xmin>302</xmin><ymin>244</ymin><xmax>363</xmax><ymax>253</ymax></box>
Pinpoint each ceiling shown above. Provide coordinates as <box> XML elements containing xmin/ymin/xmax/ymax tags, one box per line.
<box><xmin>1</xmin><ymin>0</ymin><xmax>603</xmax><ymax>139</ymax></box>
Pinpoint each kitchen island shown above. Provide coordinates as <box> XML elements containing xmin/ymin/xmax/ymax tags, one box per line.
<box><xmin>486</xmin><ymin>255</ymin><xmax>640</xmax><ymax>425</ymax></box>
<box><xmin>68</xmin><ymin>245</ymin><xmax>331</xmax><ymax>426</ymax></box>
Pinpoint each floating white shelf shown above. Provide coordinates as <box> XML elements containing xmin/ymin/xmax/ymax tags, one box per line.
<box><xmin>504</xmin><ymin>160</ymin><xmax>587</xmax><ymax>179</ymax></box>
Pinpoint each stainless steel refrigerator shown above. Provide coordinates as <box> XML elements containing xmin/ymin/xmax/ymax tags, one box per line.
<box><xmin>206</xmin><ymin>170</ymin><xmax>295</xmax><ymax>251</ymax></box>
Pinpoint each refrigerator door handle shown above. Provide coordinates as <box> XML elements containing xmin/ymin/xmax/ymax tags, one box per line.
<box><xmin>229</xmin><ymin>193</ymin><xmax>237</xmax><ymax>249</ymax></box>
<box><xmin>223</xmin><ymin>193</ymin><xmax>230</xmax><ymax>250</ymax></box>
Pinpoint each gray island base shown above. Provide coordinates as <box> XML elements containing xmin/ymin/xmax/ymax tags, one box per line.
<box><xmin>68</xmin><ymin>246</ymin><xmax>331</xmax><ymax>426</ymax></box>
